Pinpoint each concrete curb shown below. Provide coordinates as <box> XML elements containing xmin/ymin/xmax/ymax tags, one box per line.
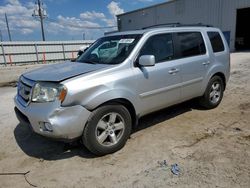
<box><xmin>0</xmin><ymin>64</ymin><xmax>46</xmax><ymax>87</ymax></box>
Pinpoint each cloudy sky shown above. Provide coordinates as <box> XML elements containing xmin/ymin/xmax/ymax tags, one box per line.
<box><xmin>0</xmin><ymin>0</ymin><xmax>166</xmax><ymax>41</ymax></box>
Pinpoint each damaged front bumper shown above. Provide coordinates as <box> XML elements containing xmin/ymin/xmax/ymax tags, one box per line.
<box><xmin>14</xmin><ymin>96</ymin><xmax>91</xmax><ymax>141</ymax></box>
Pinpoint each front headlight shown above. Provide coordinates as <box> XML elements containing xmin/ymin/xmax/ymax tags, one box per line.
<box><xmin>32</xmin><ymin>83</ymin><xmax>67</xmax><ymax>103</ymax></box>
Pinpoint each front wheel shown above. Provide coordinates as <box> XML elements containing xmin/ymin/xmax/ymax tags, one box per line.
<box><xmin>82</xmin><ymin>104</ymin><xmax>132</xmax><ymax>156</ymax></box>
<box><xmin>199</xmin><ymin>76</ymin><xmax>224</xmax><ymax>109</ymax></box>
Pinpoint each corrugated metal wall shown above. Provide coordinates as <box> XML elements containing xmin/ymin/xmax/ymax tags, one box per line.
<box><xmin>118</xmin><ymin>0</ymin><xmax>250</xmax><ymax>50</ymax></box>
<box><xmin>0</xmin><ymin>40</ymin><xmax>94</xmax><ymax>65</ymax></box>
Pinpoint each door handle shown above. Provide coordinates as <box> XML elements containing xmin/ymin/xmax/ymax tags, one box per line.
<box><xmin>202</xmin><ymin>61</ymin><xmax>210</xmax><ymax>66</ymax></box>
<box><xmin>168</xmin><ymin>68</ymin><xmax>179</xmax><ymax>74</ymax></box>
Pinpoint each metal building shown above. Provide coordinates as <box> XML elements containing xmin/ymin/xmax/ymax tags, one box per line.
<box><xmin>117</xmin><ymin>0</ymin><xmax>250</xmax><ymax>51</ymax></box>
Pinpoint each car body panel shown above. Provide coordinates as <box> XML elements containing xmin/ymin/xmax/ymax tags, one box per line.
<box><xmin>133</xmin><ymin>60</ymin><xmax>182</xmax><ymax>116</ymax></box>
<box><xmin>14</xmin><ymin>96</ymin><xmax>91</xmax><ymax>139</ymax></box>
<box><xmin>23</xmin><ymin>61</ymin><xmax>110</xmax><ymax>82</ymax></box>
<box><xmin>62</xmin><ymin>62</ymin><xmax>141</xmax><ymax>113</ymax></box>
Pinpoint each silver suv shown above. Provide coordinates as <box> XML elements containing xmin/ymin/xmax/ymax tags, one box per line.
<box><xmin>14</xmin><ymin>26</ymin><xmax>230</xmax><ymax>155</ymax></box>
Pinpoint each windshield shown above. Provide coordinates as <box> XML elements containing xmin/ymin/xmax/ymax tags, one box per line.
<box><xmin>76</xmin><ymin>34</ymin><xmax>142</xmax><ymax>65</ymax></box>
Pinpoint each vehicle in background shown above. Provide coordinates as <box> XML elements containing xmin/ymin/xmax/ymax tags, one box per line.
<box><xmin>77</xmin><ymin>46</ymin><xmax>88</xmax><ymax>57</ymax></box>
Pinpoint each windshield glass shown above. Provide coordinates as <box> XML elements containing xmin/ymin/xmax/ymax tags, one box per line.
<box><xmin>76</xmin><ymin>34</ymin><xmax>142</xmax><ymax>65</ymax></box>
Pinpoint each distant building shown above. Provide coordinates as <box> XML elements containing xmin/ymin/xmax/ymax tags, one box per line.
<box><xmin>117</xmin><ymin>0</ymin><xmax>250</xmax><ymax>51</ymax></box>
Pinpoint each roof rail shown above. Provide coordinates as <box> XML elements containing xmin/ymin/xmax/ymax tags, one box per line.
<box><xmin>142</xmin><ymin>23</ymin><xmax>213</xmax><ymax>29</ymax></box>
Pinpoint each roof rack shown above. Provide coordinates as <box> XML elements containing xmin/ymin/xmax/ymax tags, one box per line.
<box><xmin>142</xmin><ymin>23</ymin><xmax>213</xmax><ymax>29</ymax></box>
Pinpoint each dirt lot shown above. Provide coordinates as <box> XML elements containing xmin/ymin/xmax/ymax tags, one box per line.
<box><xmin>0</xmin><ymin>53</ymin><xmax>250</xmax><ymax>188</ymax></box>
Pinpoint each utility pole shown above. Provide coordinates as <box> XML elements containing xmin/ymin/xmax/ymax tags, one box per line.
<box><xmin>33</xmin><ymin>0</ymin><xmax>47</xmax><ymax>41</ymax></box>
<box><xmin>38</xmin><ymin>0</ymin><xmax>45</xmax><ymax>41</ymax></box>
<box><xmin>5</xmin><ymin>13</ymin><xmax>12</xmax><ymax>41</ymax></box>
<box><xmin>0</xmin><ymin>29</ymin><xmax>2</xmax><ymax>42</ymax></box>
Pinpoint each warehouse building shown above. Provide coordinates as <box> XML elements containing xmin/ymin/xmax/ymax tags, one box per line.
<box><xmin>117</xmin><ymin>0</ymin><xmax>250</xmax><ymax>51</ymax></box>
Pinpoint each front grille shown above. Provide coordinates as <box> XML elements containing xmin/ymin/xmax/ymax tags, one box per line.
<box><xmin>17</xmin><ymin>76</ymin><xmax>34</xmax><ymax>106</ymax></box>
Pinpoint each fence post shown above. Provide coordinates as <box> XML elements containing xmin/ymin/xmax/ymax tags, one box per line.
<box><xmin>8</xmin><ymin>54</ymin><xmax>12</xmax><ymax>66</ymax></box>
<box><xmin>43</xmin><ymin>52</ymin><xmax>46</xmax><ymax>64</ymax></box>
<box><xmin>1</xmin><ymin>42</ymin><xmax>7</xmax><ymax>66</ymax></box>
<box><xmin>34</xmin><ymin>43</ymin><xmax>39</xmax><ymax>64</ymax></box>
<box><xmin>62</xmin><ymin>43</ymin><xmax>66</xmax><ymax>60</ymax></box>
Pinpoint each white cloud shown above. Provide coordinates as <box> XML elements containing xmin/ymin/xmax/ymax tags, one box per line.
<box><xmin>107</xmin><ymin>1</ymin><xmax>124</xmax><ymax>18</ymax></box>
<box><xmin>20</xmin><ymin>28</ymin><xmax>33</xmax><ymax>34</ymax></box>
<box><xmin>46</xmin><ymin>22</ymin><xmax>64</xmax><ymax>34</ymax></box>
<box><xmin>104</xmin><ymin>1</ymin><xmax>124</xmax><ymax>29</ymax></box>
<box><xmin>79</xmin><ymin>3</ymin><xmax>124</xmax><ymax>27</ymax></box>
<box><xmin>26</xmin><ymin>1</ymin><xmax>36</xmax><ymax>9</ymax></box>
<box><xmin>57</xmin><ymin>15</ymin><xmax>100</xmax><ymax>28</ymax></box>
<box><xmin>0</xmin><ymin>0</ymin><xmax>39</xmax><ymax>37</ymax></box>
<box><xmin>46</xmin><ymin>15</ymin><xmax>101</xmax><ymax>37</ymax></box>
<box><xmin>6</xmin><ymin>0</ymin><xmax>21</xmax><ymax>6</ymax></box>
<box><xmin>0</xmin><ymin>0</ymin><xmax>123</xmax><ymax>40</ymax></box>
<box><xmin>0</xmin><ymin>2</ymin><xmax>28</xmax><ymax>15</ymax></box>
<box><xmin>101</xmin><ymin>18</ymin><xmax>116</xmax><ymax>27</ymax></box>
<box><xmin>80</xmin><ymin>11</ymin><xmax>105</xmax><ymax>20</ymax></box>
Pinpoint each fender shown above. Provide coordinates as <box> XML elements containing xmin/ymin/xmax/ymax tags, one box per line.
<box><xmin>201</xmin><ymin>63</ymin><xmax>227</xmax><ymax>94</ymax></box>
<box><xmin>82</xmin><ymin>87</ymin><xmax>140</xmax><ymax>113</ymax></box>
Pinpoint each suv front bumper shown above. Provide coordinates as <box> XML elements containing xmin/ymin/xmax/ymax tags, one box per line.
<box><xmin>14</xmin><ymin>96</ymin><xmax>91</xmax><ymax>141</ymax></box>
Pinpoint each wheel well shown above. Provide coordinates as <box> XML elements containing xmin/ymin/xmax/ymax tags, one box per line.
<box><xmin>97</xmin><ymin>98</ymin><xmax>138</xmax><ymax>129</ymax></box>
<box><xmin>212</xmin><ymin>72</ymin><xmax>226</xmax><ymax>90</ymax></box>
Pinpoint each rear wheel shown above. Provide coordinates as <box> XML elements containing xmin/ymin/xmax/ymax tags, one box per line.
<box><xmin>82</xmin><ymin>104</ymin><xmax>132</xmax><ymax>156</ymax></box>
<box><xmin>199</xmin><ymin>76</ymin><xmax>224</xmax><ymax>109</ymax></box>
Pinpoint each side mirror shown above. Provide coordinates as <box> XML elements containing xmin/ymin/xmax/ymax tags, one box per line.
<box><xmin>77</xmin><ymin>50</ymin><xmax>83</xmax><ymax>57</ymax></box>
<box><xmin>139</xmin><ymin>55</ymin><xmax>155</xmax><ymax>67</ymax></box>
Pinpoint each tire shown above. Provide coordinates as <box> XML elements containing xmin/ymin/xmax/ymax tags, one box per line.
<box><xmin>82</xmin><ymin>104</ymin><xmax>132</xmax><ymax>156</ymax></box>
<box><xmin>199</xmin><ymin>76</ymin><xmax>224</xmax><ymax>109</ymax></box>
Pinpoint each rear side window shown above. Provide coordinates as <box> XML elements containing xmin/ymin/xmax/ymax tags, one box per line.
<box><xmin>208</xmin><ymin>32</ymin><xmax>225</xmax><ymax>53</ymax></box>
<box><xmin>177</xmin><ymin>32</ymin><xmax>206</xmax><ymax>58</ymax></box>
<box><xmin>140</xmin><ymin>34</ymin><xmax>174</xmax><ymax>63</ymax></box>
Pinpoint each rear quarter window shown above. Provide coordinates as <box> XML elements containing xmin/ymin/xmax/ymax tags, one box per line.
<box><xmin>208</xmin><ymin>32</ymin><xmax>225</xmax><ymax>53</ymax></box>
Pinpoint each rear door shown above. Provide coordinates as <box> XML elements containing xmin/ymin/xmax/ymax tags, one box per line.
<box><xmin>174</xmin><ymin>31</ymin><xmax>209</xmax><ymax>101</ymax></box>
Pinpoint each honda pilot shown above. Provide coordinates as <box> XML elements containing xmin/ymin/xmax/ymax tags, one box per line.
<box><xmin>14</xmin><ymin>25</ymin><xmax>230</xmax><ymax>155</ymax></box>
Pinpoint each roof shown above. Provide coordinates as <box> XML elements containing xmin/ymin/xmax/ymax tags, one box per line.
<box><xmin>105</xmin><ymin>26</ymin><xmax>219</xmax><ymax>37</ymax></box>
<box><xmin>117</xmin><ymin>0</ymin><xmax>176</xmax><ymax>17</ymax></box>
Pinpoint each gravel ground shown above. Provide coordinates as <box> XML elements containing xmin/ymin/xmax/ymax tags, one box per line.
<box><xmin>0</xmin><ymin>52</ymin><xmax>249</xmax><ymax>188</ymax></box>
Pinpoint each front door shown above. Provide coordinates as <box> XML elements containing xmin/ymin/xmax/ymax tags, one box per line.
<box><xmin>134</xmin><ymin>33</ymin><xmax>182</xmax><ymax>115</ymax></box>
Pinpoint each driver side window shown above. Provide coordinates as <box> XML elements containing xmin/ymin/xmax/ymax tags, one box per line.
<box><xmin>140</xmin><ymin>33</ymin><xmax>174</xmax><ymax>63</ymax></box>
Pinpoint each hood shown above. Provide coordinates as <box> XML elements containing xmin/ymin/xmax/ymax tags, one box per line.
<box><xmin>23</xmin><ymin>61</ymin><xmax>110</xmax><ymax>82</ymax></box>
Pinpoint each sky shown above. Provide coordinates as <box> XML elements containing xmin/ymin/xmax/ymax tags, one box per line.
<box><xmin>0</xmin><ymin>0</ymin><xmax>167</xmax><ymax>41</ymax></box>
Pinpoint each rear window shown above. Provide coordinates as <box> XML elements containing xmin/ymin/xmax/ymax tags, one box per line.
<box><xmin>208</xmin><ymin>32</ymin><xmax>225</xmax><ymax>53</ymax></box>
<box><xmin>177</xmin><ymin>32</ymin><xmax>206</xmax><ymax>58</ymax></box>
